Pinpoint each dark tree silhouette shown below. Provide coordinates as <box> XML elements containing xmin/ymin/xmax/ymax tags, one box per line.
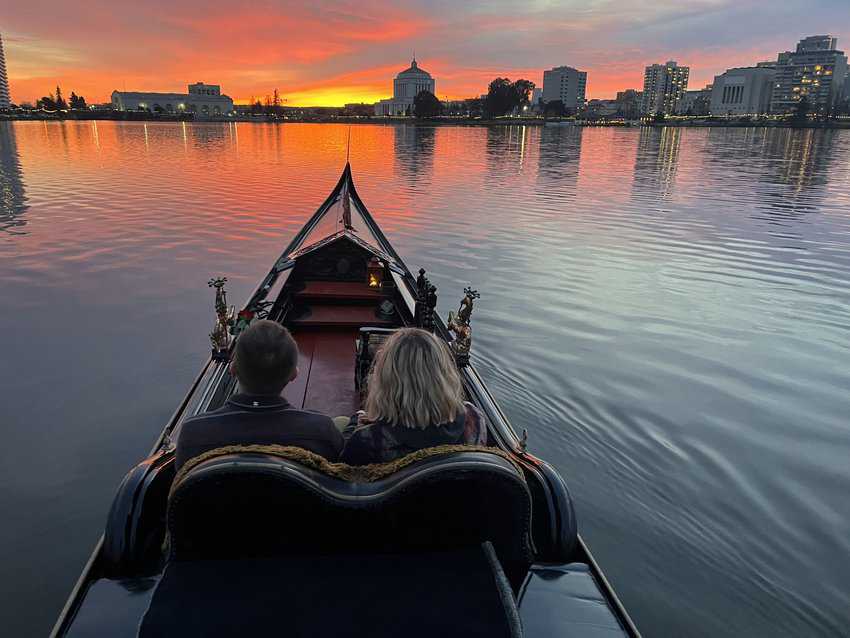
<box><xmin>37</xmin><ymin>93</ymin><xmax>58</xmax><ymax>110</ymax></box>
<box><xmin>413</xmin><ymin>90</ymin><xmax>442</xmax><ymax>118</ymax></box>
<box><xmin>484</xmin><ymin>78</ymin><xmax>514</xmax><ymax>117</ymax></box>
<box><xmin>272</xmin><ymin>88</ymin><xmax>284</xmax><ymax>116</ymax></box>
<box><xmin>484</xmin><ymin>78</ymin><xmax>536</xmax><ymax>117</ymax></box>
<box><xmin>513</xmin><ymin>79</ymin><xmax>535</xmax><ymax>107</ymax></box>
<box><xmin>55</xmin><ymin>85</ymin><xmax>67</xmax><ymax>110</ymax></box>
<box><xmin>69</xmin><ymin>92</ymin><xmax>87</xmax><ymax>110</ymax></box>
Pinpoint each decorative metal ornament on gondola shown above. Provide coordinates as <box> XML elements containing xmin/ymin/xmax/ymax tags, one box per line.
<box><xmin>208</xmin><ymin>276</ymin><xmax>236</xmax><ymax>360</ymax></box>
<box><xmin>447</xmin><ymin>286</ymin><xmax>480</xmax><ymax>367</ymax></box>
<box><xmin>415</xmin><ymin>268</ymin><xmax>437</xmax><ymax>331</ymax></box>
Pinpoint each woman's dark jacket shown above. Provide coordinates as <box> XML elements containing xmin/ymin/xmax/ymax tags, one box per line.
<box><xmin>340</xmin><ymin>402</ymin><xmax>487</xmax><ymax>466</ymax></box>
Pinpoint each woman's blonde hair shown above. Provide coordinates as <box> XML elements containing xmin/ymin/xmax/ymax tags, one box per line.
<box><xmin>365</xmin><ymin>328</ymin><xmax>465</xmax><ymax>428</ymax></box>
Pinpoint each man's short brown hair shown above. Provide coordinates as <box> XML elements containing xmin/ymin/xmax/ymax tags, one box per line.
<box><xmin>232</xmin><ymin>320</ymin><xmax>298</xmax><ymax>395</ymax></box>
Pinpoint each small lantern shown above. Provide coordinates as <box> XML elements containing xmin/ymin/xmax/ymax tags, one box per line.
<box><xmin>367</xmin><ymin>257</ymin><xmax>384</xmax><ymax>288</ymax></box>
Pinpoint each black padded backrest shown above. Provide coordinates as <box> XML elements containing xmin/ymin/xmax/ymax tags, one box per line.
<box><xmin>167</xmin><ymin>450</ymin><xmax>532</xmax><ymax>584</ymax></box>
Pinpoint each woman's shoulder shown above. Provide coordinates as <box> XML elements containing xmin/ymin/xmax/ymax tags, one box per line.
<box><xmin>461</xmin><ymin>401</ymin><xmax>487</xmax><ymax>445</ymax></box>
<box><xmin>462</xmin><ymin>401</ymin><xmax>486</xmax><ymax>424</ymax></box>
<box><xmin>341</xmin><ymin>412</ymin><xmax>389</xmax><ymax>465</ymax></box>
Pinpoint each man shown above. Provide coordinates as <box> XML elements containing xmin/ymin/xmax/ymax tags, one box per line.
<box><xmin>175</xmin><ymin>320</ymin><xmax>343</xmax><ymax>470</ymax></box>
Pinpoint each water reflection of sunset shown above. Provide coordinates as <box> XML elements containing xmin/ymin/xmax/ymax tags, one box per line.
<box><xmin>3</xmin><ymin>121</ymin><xmax>850</xmax><ymax>638</ymax></box>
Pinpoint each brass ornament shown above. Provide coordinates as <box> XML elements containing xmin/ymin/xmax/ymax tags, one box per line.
<box><xmin>447</xmin><ymin>287</ymin><xmax>480</xmax><ymax>366</ymax></box>
<box><xmin>208</xmin><ymin>276</ymin><xmax>235</xmax><ymax>358</ymax></box>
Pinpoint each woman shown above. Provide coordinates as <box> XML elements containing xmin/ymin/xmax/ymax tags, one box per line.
<box><xmin>341</xmin><ymin>328</ymin><xmax>487</xmax><ymax>465</ymax></box>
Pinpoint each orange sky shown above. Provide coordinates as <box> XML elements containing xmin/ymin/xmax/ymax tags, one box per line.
<box><xmin>3</xmin><ymin>1</ymin><xmax>848</xmax><ymax>106</ymax></box>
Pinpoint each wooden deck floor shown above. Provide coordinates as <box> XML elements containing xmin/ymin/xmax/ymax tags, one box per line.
<box><xmin>283</xmin><ymin>329</ymin><xmax>361</xmax><ymax>418</ymax></box>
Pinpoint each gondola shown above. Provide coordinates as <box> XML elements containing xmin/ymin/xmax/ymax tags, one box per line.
<box><xmin>50</xmin><ymin>164</ymin><xmax>641</xmax><ymax>638</ymax></box>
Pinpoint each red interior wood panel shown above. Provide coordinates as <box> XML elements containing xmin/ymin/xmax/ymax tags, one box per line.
<box><xmin>298</xmin><ymin>281</ymin><xmax>382</xmax><ymax>300</ymax></box>
<box><xmin>290</xmin><ymin>304</ymin><xmax>395</xmax><ymax>328</ymax></box>
<box><xmin>302</xmin><ymin>330</ymin><xmax>361</xmax><ymax>418</ymax></box>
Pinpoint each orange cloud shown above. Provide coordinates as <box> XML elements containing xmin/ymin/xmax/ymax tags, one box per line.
<box><xmin>3</xmin><ymin>0</ymin><xmax>849</xmax><ymax>106</ymax></box>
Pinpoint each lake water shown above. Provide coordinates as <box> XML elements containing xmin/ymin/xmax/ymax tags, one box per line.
<box><xmin>1</xmin><ymin>121</ymin><xmax>849</xmax><ymax>637</ymax></box>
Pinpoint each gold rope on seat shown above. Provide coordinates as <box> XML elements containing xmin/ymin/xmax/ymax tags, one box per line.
<box><xmin>170</xmin><ymin>443</ymin><xmax>525</xmax><ymax>499</ymax></box>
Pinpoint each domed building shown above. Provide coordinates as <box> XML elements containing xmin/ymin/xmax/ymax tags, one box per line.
<box><xmin>375</xmin><ymin>58</ymin><xmax>436</xmax><ymax>116</ymax></box>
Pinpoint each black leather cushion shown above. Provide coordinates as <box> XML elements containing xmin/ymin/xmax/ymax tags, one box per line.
<box><xmin>140</xmin><ymin>544</ymin><xmax>522</xmax><ymax>638</ymax></box>
<box><xmin>167</xmin><ymin>450</ymin><xmax>532</xmax><ymax>587</ymax></box>
<box><xmin>518</xmin><ymin>563</ymin><xmax>629</xmax><ymax>637</ymax></box>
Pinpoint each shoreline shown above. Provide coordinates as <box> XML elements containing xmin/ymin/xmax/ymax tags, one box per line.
<box><xmin>2</xmin><ymin>112</ymin><xmax>849</xmax><ymax>129</ymax></box>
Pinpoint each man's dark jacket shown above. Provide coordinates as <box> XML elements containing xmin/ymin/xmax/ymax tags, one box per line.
<box><xmin>175</xmin><ymin>393</ymin><xmax>343</xmax><ymax>471</ymax></box>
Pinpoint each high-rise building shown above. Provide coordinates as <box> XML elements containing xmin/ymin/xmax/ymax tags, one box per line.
<box><xmin>542</xmin><ymin>66</ymin><xmax>587</xmax><ymax>113</ymax></box>
<box><xmin>709</xmin><ymin>65</ymin><xmax>776</xmax><ymax>116</ymax></box>
<box><xmin>770</xmin><ymin>35</ymin><xmax>848</xmax><ymax>114</ymax></box>
<box><xmin>641</xmin><ymin>61</ymin><xmax>689</xmax><ymax>116</ymax></box>
<box><xmin>0</xmin><ymin>33</ymin><xmax>11</xmax><ymax>110</ymax></box>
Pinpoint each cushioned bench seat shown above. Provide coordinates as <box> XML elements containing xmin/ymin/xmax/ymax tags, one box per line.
<box><xmin>140</xmin><ymin>544</ymin><xmax>521</xmax><ymax>638</ymax></box>
<box><xmin>145</xmin><ymin>446</ymin><xmax>533</xmax><ymax>637</ymax></box>
<box><xmin>64</xmin><ymin>577</ymin><xmax>159</xmax><ymax>638</ymax></box>
<box><xmin>518</xmin><ymin>563</ymin><xmax>629</xmax><ymax>637</ymax></box>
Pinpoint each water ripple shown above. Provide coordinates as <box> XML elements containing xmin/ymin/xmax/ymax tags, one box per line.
<box><xmin>1</xmin><ymin>122</ymin><xmax>850</xmax><ymax>637</ymax></box>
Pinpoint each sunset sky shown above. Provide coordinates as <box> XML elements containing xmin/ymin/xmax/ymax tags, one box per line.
<box><xmin>3</xmin><ymin>0</ymin><xmax>849</xmax><ymax>107</ymax></box>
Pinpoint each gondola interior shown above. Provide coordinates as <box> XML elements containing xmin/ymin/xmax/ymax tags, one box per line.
<box><xmin>51</xmin><ymin>165</ymin><xmax>640</xmax><ymax>638</ymax></box>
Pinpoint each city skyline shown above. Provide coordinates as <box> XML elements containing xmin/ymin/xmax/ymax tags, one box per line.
<box><xmin>3</xmin><ymin>1</ymin><xmax>850</xmax><ymax>106</ymax></box>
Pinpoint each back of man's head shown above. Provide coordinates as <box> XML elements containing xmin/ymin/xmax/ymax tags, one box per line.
<box><xmin>232</xmin><ymin>320</ymin><xmax>298</xmax><ymax>395</ymax></box>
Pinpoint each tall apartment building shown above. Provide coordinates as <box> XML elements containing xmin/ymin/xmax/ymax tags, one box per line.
<box><xmin>710</xmin><ymin>64</ymin><xmax>776</xmax><ymax>115</ymax></box>
<box><xmin>0</xmin><ymin>33</ymin><xmax>11</xmax><ymax>110</ymax></box>
<box><xmin>770</xmin><ymin>35</ymin><xmax>848</xmax><ymax>114</ymax></box>
<box><xmin>641</xmin><ymin>61</ymin><xmax>689</xmax><ymax>116</ymax></box>
<box><xmin>542</xmin><ymin>66</ymin><xmax>587</xmax><ymax>113</ymax></box>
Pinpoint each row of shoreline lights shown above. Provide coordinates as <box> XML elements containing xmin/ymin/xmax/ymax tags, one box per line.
<box><xmin>138</xmin><ymin>103</ymin><xmax>186</xmax><ymax>110</ymax></box>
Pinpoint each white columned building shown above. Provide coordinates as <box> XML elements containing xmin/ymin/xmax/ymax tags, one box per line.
<box><xmin>709</xmin><ymin>65</ymin><xmax>776</xmax><ymax>116</ymax></box>
<box><xmin>111</xmin><ymin>82</ymin><xmax>234</xmax><ymax>116</ymax></box>
<box><xmin>375</xmin><ymin>58</ymin><xmax>436</xmax><ymax>116</ymax></box>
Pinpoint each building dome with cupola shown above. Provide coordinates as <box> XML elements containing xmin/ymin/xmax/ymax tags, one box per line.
<box><xmin>375</xmin><ymin>57</ymin><xmax>437</xmax><ymax>116</ymax></box>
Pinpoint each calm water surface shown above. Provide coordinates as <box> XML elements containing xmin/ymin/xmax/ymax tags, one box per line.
<box><xmin>1</xmin><ymin>121</ymin><xmax>849</xmax><ymax>637</ymax></box>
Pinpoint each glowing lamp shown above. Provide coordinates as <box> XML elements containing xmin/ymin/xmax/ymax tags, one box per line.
<box><xmin>367</xmin><ymin>257</ymin><xmax>384</xmax><ymax>288</ymax></box>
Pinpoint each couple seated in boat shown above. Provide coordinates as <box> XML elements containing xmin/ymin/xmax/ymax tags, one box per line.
<box><xmin>175</xmin><ymin>320</ymin><xmax>486</xmax><ymax>470</ymax></box>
